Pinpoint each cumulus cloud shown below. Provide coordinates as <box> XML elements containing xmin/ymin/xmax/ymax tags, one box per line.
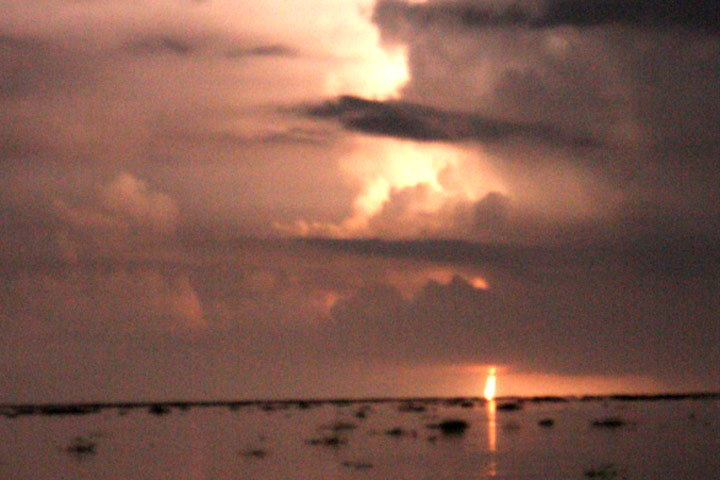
<box><xmin>99</xmin><ymin>172</ymin><xmax>179</xmax><ymax>233</ymax></box>
<box><xmin>51</xmin><ymin>172</ymin><xmax>179</xmax><ymax>263</ymax></box>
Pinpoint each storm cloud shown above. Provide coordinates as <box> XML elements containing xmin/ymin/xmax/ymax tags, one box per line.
<box><xmin>1</xmin><ymin>0</ymin><xmax>718</xmax><ymax>402</ymax></box>
<box><xmin>374</xmin><ymin>0</ymin><xmax>720</xmax><ymax>32</ymax></box>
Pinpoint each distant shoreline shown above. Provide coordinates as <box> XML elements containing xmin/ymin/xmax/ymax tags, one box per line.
<box><xmin>2</xmin><ymin>391</ymin><xmax>719</xmax><ymax>417</ymax></box>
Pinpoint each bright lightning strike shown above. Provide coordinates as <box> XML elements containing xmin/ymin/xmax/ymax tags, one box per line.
<box><xmin>484</xmin><ymin>367</ymin><xmax>497</xmax><ymax>401</ymax></box>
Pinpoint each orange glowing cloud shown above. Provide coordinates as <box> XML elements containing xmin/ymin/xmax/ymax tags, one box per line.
<box><xmin>284</xmin><ymin>136</ymin><xmax>508</xmax><ymax>238</ymax></box>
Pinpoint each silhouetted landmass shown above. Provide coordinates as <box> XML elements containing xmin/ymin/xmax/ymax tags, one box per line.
<box><xmin>528</xmin><ymin>396</ymin><xmax>569</xmax><ymax>403</ymax></box>
<box><xmin>148</xmin><ymin>404</ymin><xmax>171</xmax><ymax>416</ymax></box>
<box><xmin>398</xmin><ymin>402</ymin><xmax>426</xmax><ymax>413</ymax></box>
<box><xmin>43</xmin><ymin>405</ymin><xmax>100</xmax><ymax>416</ymax></box>
<box><xmin>1</xmin><ymin>391</ymin><xmax>717</xmax><ymax>418</ymax></box>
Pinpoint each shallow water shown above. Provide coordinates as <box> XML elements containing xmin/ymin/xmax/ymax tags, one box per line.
<box><xmin>1</xmin><ymin>398</ymin><xmax>718</xmax><ymax>479</ymax></box>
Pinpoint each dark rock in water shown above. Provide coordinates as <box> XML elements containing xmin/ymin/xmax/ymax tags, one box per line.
<box><xmin>148</xmin><ymin>404</ymin><xmax>171</xmax><ymax>416</ymax></box>
<box><xmin>330</xmin><ymin>421</ymin><xmax>357</xmax><ymax>432</ymax></box>
<box><xmin>398</xmin><ymin>402</ymin><xmax>426</xmax><ymax>413</ymax></box>
<box><xmin>385</xmin><ymin>427</ymin><xmax>406</xmax><ymax>437</ymax></box>
<box><xmin>460</xmin><ymin>400</ymin><xmax>475</xmax><ymax>408</ymax></box>
<box><xmin>240</xmin><ymin>448</ymin><xmax>268</xmax><ymax>458</ymax></box>
<box><xmin>538</xmin><ymin>418</ymin><xmax>555</xmax><ymax>427</ymax></box>
<box><xmin>592</xmin><ymin>417</ymin><xmax>625</xmax><ymax>428</ymax></box>
<box><xmin>66</xmin><ymin>436</ymin><xmax>97</xmax><ymax>456</ymax></box>
<box><xmin>307</xmin><ymin>435</ymin><xmax>347</xmax><ymax>447</ymax></box>
<box><xmin>438</xmin><ymin>419</ymin><xmax>469</xmax><ymax>435</ymax></box>
<box><xmin>502</xmin><ymin>421</ymin><xmax>521</xmax><ymax>432</ymax></box>
<box><xmin>584</xmin><ymin>463</ymin><xmax>623</xmax><ymax>478</ymax></box>
<box><xmin>342</xmin><ymin>460</ymin><xmax>373</xmax><ymax>470</ymax></box>
<box><xmin>497</xmin><ymin>402</ymin><xmax>522</xmax><ymax>411</ymax></box>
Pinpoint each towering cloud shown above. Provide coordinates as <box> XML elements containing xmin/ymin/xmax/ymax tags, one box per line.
<box><xmin>0</xmin><ymin>0</ymin><xmax>718</xmax><ymax>402</ymax></box>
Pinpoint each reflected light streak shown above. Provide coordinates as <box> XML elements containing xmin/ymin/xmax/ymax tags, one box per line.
<box><xmin>487</xmin><ymin>399</ymin><xmax>497</xmax><ymax>475</ymax></box>
<box><xmin>485</xmin><ymin>367</ymin><xmax>497</xmax><ymax>475</ymax></box>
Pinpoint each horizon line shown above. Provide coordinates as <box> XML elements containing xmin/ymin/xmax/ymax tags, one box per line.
<box><xmin>2</xmin><ymin>391</ymin><xmax>719</xmax><ymax>411</ymax></box>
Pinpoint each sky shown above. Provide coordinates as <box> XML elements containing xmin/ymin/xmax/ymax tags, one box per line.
<box><xmin>1</xmin><ymin>0</ymin><xmax>718</xmax><ymax>403</ymax></box>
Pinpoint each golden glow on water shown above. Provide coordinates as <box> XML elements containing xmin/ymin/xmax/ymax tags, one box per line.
<box><xmin>485</xmin><ymin>366</ymin><xmax>498</xmax><ymax>475</ymax></box>
<box><xmin>484</xmin><ymin>367</ymin><xmax>497</xmax><ymax>401</ymax></box>
<box><xmin>487</xmin><ymin>399</ymin><xmax>497</xmax><ymax>476</ymax></box>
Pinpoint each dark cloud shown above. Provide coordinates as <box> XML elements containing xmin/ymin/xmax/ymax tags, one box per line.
<box><xmin>540</xmin><ymin>0</ymin><xmax>719</xmax><ymax>31</ymax></box>
<box><xmin>125</xmin><ymin>36</ymin><xmax>301</xmax><ymax>59</ymax></box>
<box><xmin>161</xmin><ymin>125</ymin><xmax>329</xmax><ymax>147</ymax></box>
<box><xmin>125</xmin><ymin>35</ymin><xmax>195</xmax><ymax>55</ymax></box>
<box><xmin>374</xmin><ymin>0</ymin><xmax>720</xmax><ymax>34</ymax></box>
<box><xmin>366</xmin><ymin>0</ymin><xmax>720</xmax><ymax>242</ymax></box>
<box><xmin>304</xmin><ymin>95</ymin><xmax>599</xmax><ymax>148</ymax></box>
<box><xmin>225</xmin><ymin>43</ymin><xmax>298</xmax><ymax>59</ymax></box>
